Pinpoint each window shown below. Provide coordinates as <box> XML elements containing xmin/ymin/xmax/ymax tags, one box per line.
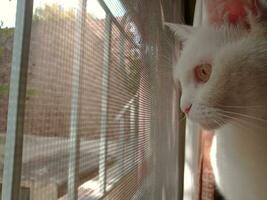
<box><xmin>0</xmin><ymin>0</ymin><xmax>186</xmax><ymax>199</ymax></box>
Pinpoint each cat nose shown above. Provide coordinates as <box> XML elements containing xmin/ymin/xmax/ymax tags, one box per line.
<box><xmin>183</xmin><ymin>104</ymin><xmax>192</xmax><ymax>114</ymax></box>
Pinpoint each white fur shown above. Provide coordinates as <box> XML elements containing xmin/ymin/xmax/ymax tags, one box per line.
<box><xmin>168</xmin><ymin>16</ymin><xmax>267</xmax><ymax>199</ymax></box>
<box><xmin>211</xmin><ymin>123</ymin><xmax>267</xmax><ymax>200</ymax></box>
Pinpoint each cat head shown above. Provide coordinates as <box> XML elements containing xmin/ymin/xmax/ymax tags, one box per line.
<box><xmin>167</xmin><ymin>0</ymin><xmax>267</xmax><ymax>130</ymax></box>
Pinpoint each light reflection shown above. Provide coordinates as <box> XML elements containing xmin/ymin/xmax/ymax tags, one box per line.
<box><xmin>81</xmin><ymin>179</ymin><xmax>100</xmax><ymax>190</ymax></box>
<box><xmin>0</xmin><ymin>0</ymin><xmax>17</xmax><ymax>27</ymax></box>
<box><xmin>0</xmin><ymin>0</ymin><xmax>126</xmax><ymax>28</ymax></box>
<box><xmin>103</xmin><ymin>0</ymin><xmax>126</xmax><ymax>17</ymax></box>
<box><xmin>210</xmin><ymin>132</ymin><xmax>220</xmax><ymax>183</ymax></box>
<box><xmin>87</xmin><ymin>0</ymin><xmax>106</xmax><ymax>19</ymax></box>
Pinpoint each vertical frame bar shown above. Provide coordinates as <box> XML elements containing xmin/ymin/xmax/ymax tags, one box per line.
<box><xmin>118</xmin><ymin>118</ymin><xmax>125</xmax><ymax>177</ymax></box>
<box><xmin>119</xmin><ymin>17</ymin><xmax>126</xmax><ymax>72</ymax></box>
<box><xmin>117</xmin><ymin>16</ymin><xmax>126</xmax><ymax>178</ymax></box>
<box><xmin>98</xmin><ymin>13</ymin><xmax>112</xmax><ymax>195</ymax></box>
<box><xmin>1</xmin><ymin>1</ymin><xmax>34</xmax><ymax>200</ymax></box>
<box><xmin>134</xmin><ymin>97</ymin><xmax>139</xmax><ymax>169</ymax></box>
<box><xmin>67</xmin><ymin>0</ymin><xmax>87</xmax><ymax>199</ymax></box>
<box><xmin>130</xmin><ymin>101</ymin><xmax>136</xmax><ymax>167</ymax></box>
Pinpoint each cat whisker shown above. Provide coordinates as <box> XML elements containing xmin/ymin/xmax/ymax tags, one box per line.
<box><xmin>215</xmin><ymin>103</ymin><xmax>267</xmax><ymax>109</ymax></box>
<box><xmin>212</xmin><ymin>119</ymin><xmax>221</xmax><ymax>128</ymax></box>
<box><xmin>216</xmin><ymin>112</ymin><xmax>254</xmax><ymax>130</ymax></box>
<box><xmin>213</xmin><ymin>117</ymin><xmax>225</xmax><ymax>128</ymax></box>
<box><xmin>218</xmin><ymin>110</ymin><xmax>267</xmax><ymax>123</ymax></box>
<box><xmin>216</xmin><ymin>112</ymin><xmax>267</xmax><ymax>132</ymax></box>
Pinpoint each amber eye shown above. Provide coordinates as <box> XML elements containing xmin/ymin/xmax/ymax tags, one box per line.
<box><xmin>194</xmin><ymin>64</ymin><xmax>212</xmax><ymax>83</ymax></box>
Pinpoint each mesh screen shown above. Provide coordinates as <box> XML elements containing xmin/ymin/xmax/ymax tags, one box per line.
<box><xmin>0</xmin><ymin>0</ymin><xmax>185</xmax><ymax>199</ymax></box>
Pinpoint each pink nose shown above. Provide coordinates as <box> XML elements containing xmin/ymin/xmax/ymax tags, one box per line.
<box><xmin>183</xmin><ymin>104</ymin><xmax>192</xmax><ymax>113</ymax></box>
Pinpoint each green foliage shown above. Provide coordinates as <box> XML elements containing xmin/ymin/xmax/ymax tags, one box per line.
<box><xmin>26</xmin><ymin>88</ymin><xmax>37</xmax><ymax>97</ymax></box>
<box><xmin>0</xmin><ymin>84</ymin><xmax>37</xmax><ymax>98</ymax></box>
<box><xmin>0</xmin><ymin>27</ymin><xmax>14</xmax><ymax>39</ymax></box>
<box><xmin>0</xmin><ymin>84</ymin><xmax>8</xmax><ymax>96</ymax></box>
<box><xmin>0</xmin><ymin>47</ymin><xmax>3</xmax><ymax>62</ymax></box>
<box><xmin>33</xmin><ymin>4</ymin><xmax>75</xmax><ymax>21</ymax></box>
<box><xmin>0</xmin><ymin>27</ymin><xmax>14</xmax><ymax>62</ymax></box>
<box><xmin>0</xmin><ymin>137</ymin><xmax>5</xmax><ymax>145</ymax></box>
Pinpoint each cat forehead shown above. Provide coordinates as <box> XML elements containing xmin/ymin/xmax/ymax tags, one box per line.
<box><xmin>185</xmin><ymin>25</ymin><xmax>243</xmax><ymax>55</ymax></box>
<box><xmin>174</xmin><ymin>25</ymin><xmax>244</xmax><ymax>81</ymax></box>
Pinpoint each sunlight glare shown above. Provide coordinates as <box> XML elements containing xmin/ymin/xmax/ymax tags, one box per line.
<box><xmin>0</xmin><ymin>0</ymin><xmax>17</xmax><ymax>27</ymax></box>
<box><xmin>0</xmin><ymin>0</ymin><xmax>126</xmax><ymax>27</ymax></box>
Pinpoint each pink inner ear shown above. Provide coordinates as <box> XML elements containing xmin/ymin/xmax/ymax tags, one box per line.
<box><xmin>207</xmin><ymin>0</ymin><xmax>257</xmax><ymax>25</ymax></box>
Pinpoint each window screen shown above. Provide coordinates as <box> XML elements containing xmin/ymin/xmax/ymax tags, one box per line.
<box><xmin>0</xmin><ymin>0</ymin><xmax>186</xmax><ymax>199</ymax></box>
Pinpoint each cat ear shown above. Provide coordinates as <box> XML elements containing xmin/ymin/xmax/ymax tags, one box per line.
<box><xmin>165</xmin><ymin>22</ymin><xmax>195</xmax><ymax>42</ymax></box>
<box><xmin>205</xmin><ymin>0</ymin><xmax>258</xmax><ymax>26</ymax></box>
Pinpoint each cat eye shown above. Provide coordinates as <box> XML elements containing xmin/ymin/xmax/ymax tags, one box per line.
<box><xmin>194</xmin><ymin>64</ymin><xmax>212</xmax><ymax>83</ymax></box>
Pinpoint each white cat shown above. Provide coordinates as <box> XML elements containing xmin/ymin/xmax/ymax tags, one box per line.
<box><xmin>167</xmin><ymin>0</ymin><xmax>267</xmax><ymax>199</ymax></box>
